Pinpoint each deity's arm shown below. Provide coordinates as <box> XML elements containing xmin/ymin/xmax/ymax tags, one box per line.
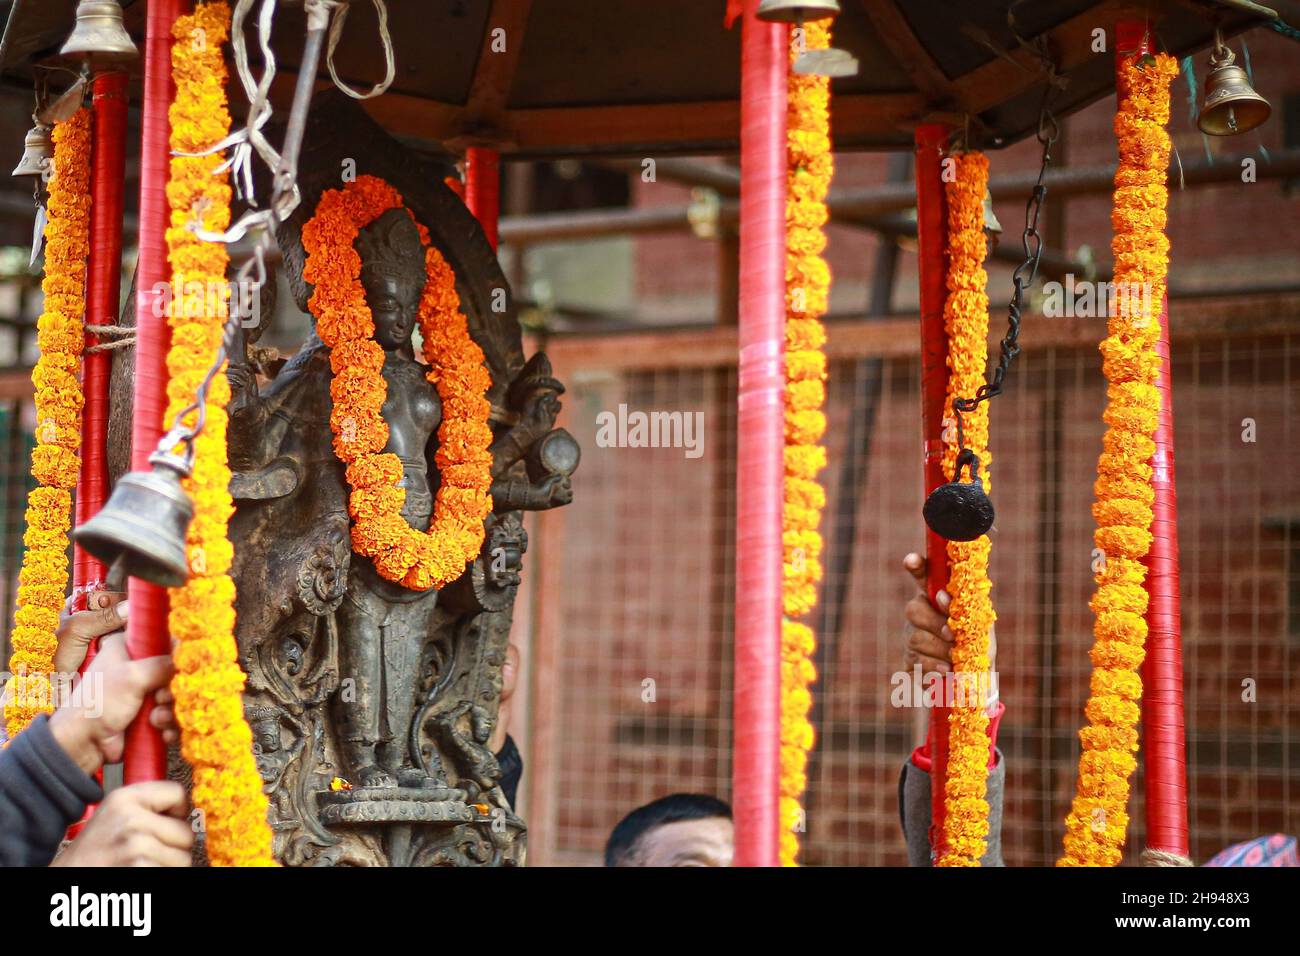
<box><xmin>489</xmin><ymin>473</ymin><xmax>572</xmax><ymax>512</ymax></box>
<box><xmin>487</xmin><ymin>415</ymin><xmax>553</xmax><ymax>480</ymax></box>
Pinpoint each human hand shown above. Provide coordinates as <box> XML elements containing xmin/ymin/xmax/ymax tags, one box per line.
<box><xmin>53</xmin><ymin>591</ymin><xmax>128</xmax><ymax>676</ymax></box>
<box><xmin>488</xmin><ymin>643</ymin><xmax>519</xmax><ymax>754</ymax></box>
<box><xmin>902</xmin><ymin>552</ymin><xmax>997</xmax><ymax>677</ymax></box>
<box><xmin>52</xmin><ymin>781</ymin><xmax>193</xmax><ymax>867</ymax></box>
<box><xmin>48</xmin><ymin>632</ymin><xmax>178</xmax><ymax>776</ymax></box>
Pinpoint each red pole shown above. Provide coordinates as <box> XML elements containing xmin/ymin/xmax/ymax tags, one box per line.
<box><xmin>464</xmin><ymin>146</ymin><xmax>500</xmax><ymax>251</ymax></box>
<box><xmin>64</xmin><ymin>70</ymin><xmax>131</xmax><ymax>840</ymax></box>
<box><xmin>732</xmin><ymin>0</ymin><xmax>785</xmax><ymax>868</ymax></box>
<box><xmin>1116</xmin><ymin>17</ymin><xmax>1189</xmax><ymax>859</ymax></box>
<box><xmin>75</xmin><ymin>71</ymin><xmax>129</xmax><ymax>608</ymax></box>
<box><xmin>123</xmin><ymin>0</ymin><xmax>183</xmax><ymax>785</ymax></box>
<box><xmin>913</xmin><ymin>123</ymin><xmax>952</xmax><ymax>860</ymax></box>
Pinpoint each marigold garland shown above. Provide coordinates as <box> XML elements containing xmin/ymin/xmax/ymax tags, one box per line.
<box><xmin>1059</xmin><ymin>53</ymin><xmax>1177</xmax><ymax>868</ymax></box>
<box><xmin>936</xmin><ymin>151</ymin><xmax>996</xmax><ymax>867</ymax></box>
<box><xmin>164</xmin><ymin>2</ymin><xmax>275</xmax><ymax>866</ymax></box>
<box><xmin>779</xmin><ymin>21</ymin><xmax>833</xmax><ymax>867</ymax></box>
<box><xmin>301</xmin><ymin>175</ymin><xmax>492</xmax><ymax>590</ymax></box>
<box><xmin>2</xmin><ymin>109</ymin><xmax>91</xmax><ymax>740</ymax></box>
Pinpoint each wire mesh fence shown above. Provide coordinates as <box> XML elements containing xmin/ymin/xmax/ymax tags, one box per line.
<box><xmin>527</xmin><ymin>316</ymin><xmax>1299</xmax><ymax>866</ymax></box>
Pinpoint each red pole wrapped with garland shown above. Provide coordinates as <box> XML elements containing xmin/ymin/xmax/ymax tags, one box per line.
<box><xmin>912</xmin><ymin>122</ymin><xmax>953</xmax><ymax>859</ymax></box>
<box><xmin>1117</xmin><ymin>17</ymin><xmax>1189</xmax><ymax>864</ymax></box>
<box><xmin>732</xmin><ymin>0</ymin><xmax>786</xmax><ymax>868</ymax></box>
<box><xmin>1060</xmin><ymin>26</ymin><xmax>1179</xmax><ymax>867</ymax></box>
<box><xmin>75</xmin><ymin>71</ymin><xmax>130</xmax><ymax>605</ymax></box>
<box><xmin>123</xmin><ymin>0</ymin><xmax>185</xmax><ymax>785</ymax></box>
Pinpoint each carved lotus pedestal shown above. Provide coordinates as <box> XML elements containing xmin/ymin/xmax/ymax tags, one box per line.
<box><xmin>314</xmin><ymin>788</ymin><xmax>526</xmax><ymax>867</ymax></box>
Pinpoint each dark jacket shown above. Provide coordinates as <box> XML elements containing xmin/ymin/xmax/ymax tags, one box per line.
<box><xmin>0</xmin><ymin>714</ymin><xmax>102</xmax><ymax>866</ymax></box>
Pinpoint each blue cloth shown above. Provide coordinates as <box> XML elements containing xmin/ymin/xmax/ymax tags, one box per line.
<box><xmin>1205</xmin><ymin>834</ymin><xmax>1298</xmax><ymax>867</ymax></box>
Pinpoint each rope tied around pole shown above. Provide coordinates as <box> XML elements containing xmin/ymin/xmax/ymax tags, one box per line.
<box><xmin>84</xmin><ymin>323</ymin><xmax>136</xmax><ymax>353</ymax></box>
<box><xmin>1140</xmin><ymin>847</ymin><xmax>1194</xmax><ymax>866</ymax></box>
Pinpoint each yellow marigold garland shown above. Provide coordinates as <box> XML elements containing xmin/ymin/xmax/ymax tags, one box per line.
<box><xmin>779</xmin><ymin>21</ymin><xmax>833</xmax><ymax>867</ymax></box>
<box><xmin>936</xmin><ymin>151</ymin><xmax>996</xmax><ymax>867</ymax></box>
<box><xmin>164</xmin><ymin>2</ymin><xmax>275</xmax><ymax>866</ymax></box>
<box><xmin>2</xmin><ymin>109</ymin><xmax>91</xmax><ymax>740</ymax></box>
<box><xmin>1060</xmin><ymin>53</ymin><xmax>1177</xmax><ymax>867</ymax></box>
<box><xmin>301</xmin><ymin>175</ymin><xmax>492</xmax><ymax>590</ymax></box>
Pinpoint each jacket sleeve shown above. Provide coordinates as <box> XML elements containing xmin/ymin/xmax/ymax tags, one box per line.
<box><xmin>898</xmin><ymin>749</ymin><xmax>1006</xmax><ymax>867</ymax></box>
<box><xmin>0</xmin><ymin>714</ymin><xmax>103</xmax><ymax>867</ymax></box>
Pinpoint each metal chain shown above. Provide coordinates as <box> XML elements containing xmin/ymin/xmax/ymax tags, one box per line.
<box><xmin>951</xmin><ymin>101</ymin><xmax>1058</xmax><ymax>469</ymax></box>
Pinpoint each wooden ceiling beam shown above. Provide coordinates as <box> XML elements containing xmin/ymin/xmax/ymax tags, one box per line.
<box><xmin>858</xmin><ymin>0</ymin><xmax>954</xmax><ymax>105</ymax></box>
<box><xmin>955</xmin><ymin>0</ymin><xmax>1127</xmax><ymax>116</ymax></box>
<box><xmin>272</xmin><ymin>90</ymin><xmax>928</xmax><ymax>156</ymax></box>
<box><xmin>460</xmin><ymin>0</ymin><xmax>534</xmax><ymax>144</ymax></box>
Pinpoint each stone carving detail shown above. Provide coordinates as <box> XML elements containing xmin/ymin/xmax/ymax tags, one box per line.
<box><xmin>225</xmin><ymin>92</ymin><xmax>576</xmax><ymax>866</ymax></box>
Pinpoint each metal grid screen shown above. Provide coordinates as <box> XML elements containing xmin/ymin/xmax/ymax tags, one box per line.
<box><xmin>528</xmin><ymin>326</ymin><xmax>1299</xmax><ymax>866</ymax></box>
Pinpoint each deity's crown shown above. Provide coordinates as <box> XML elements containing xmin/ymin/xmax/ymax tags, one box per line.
<box><xmin>355</xmin><ymin>207</ymin><xmax>427</xmax><ymax>287</ymax></box>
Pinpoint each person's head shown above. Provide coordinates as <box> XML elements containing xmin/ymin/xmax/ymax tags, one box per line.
<box><xmin>355</xmin><ymin>208</ymin><xmax>426</xmax><ymax>351</ymax></box>
<box><xmin>604</xmin><ymin>793</ymin><xmax>733</xmax><ymax>867</ymax></box>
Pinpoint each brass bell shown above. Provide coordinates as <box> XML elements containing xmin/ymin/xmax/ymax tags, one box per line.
<box><xmin>11</xmin><ymin>124</ymin><xmax>52</xmax><ymax>179</ymax></box>
<box><xmin>1197</xmin><ymin>45</ymin><xmax>1270</xmax><ymax>136</ymax></box>
<box><xmin>756</xmin><ymin>0</ymin><xmax>840</xmax><ymax>22</ymax></box>
<box><xmin>74</xmin><ymin>457</ymin><xmax>194</xmax><ymax>588</ymax></box>
<box><xmin>60</xmin><ymin>1</ymin><xmax>138</xmax><ymax>70</ymax></box>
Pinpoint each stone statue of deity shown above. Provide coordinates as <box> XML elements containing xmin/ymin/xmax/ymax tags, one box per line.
<box><xmin>219</xmin><ymin>92</ymin><xmax>576</xmax><ymax>866</ymax></box>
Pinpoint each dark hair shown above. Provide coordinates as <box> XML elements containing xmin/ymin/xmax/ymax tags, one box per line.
<box><xmin>604</xmin><ymin>793</ymin><xmax>732</xmax><ymax>867</ymax></box>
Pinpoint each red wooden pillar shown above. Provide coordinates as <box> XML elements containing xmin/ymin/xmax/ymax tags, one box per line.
<box><xmin>1116</xmin><ymin>16</ymin><xmax>1189</xmax><ymax>859</ymax></box>
<box><xmin>75</xmin><ymin>71</ymin><xmax>130</xmax><ymax>607</ymax></box>
<box><xmin>465</xmin><ymin>146</ymin><xmax>500</xmax><ymax>251</ymax></box>
<box><xmin>123</xmin><ymin>0</ymin><xmax>184</xmax><ymax>785</ymax></box>
<box><xmin>732</xmin><ymin>0</ymin><xmax>786</xmax><ymax>868</ymax></box>
<box><xmin>913</xmin><ymin>122</ymin><xmax>952</xmax><ymax>860</ymax></box>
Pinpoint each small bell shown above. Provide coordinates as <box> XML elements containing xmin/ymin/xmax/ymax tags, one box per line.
<box><xmin>1197</xmin><ymin>45</ymin><xmax>1270</xmax><ymax>136</ymax></box>
<box><xmin>60</xmin><ymin>1</ymin><xmax>138</xmax><ymax>71</ymax></box>
<box><xmin>982</xmin><ymin>188</ymin><xmax>1002</xmax><ymax>239</ymax></box>
<box><xmin>923</xmin><ymin>449</ymin><xmax>995</xmax><ymax>542</ymax></box>
<box><xmin>12</xmin><ymin>124</ymin><xmax>52</xmax><ymax>179</ymax></box>
<box><xmin>756</xmin><ymin>0</ymin><xmax>840</xmax><ymax>21</ymax></box>
<box><xmin>74</xmin><ymin>454</ymin><xmax>195</xmax><ymax>588</ymax></box>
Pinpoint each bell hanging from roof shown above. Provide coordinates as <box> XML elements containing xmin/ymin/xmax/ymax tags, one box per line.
<box><xmin>60</xmin><ymin>1</ymin><xmax>139</xmax><ymax>72</ymax></box>
<box><xmin>12</xmin><ymin>123</ymin><xmax>52</xmax><ymax>179</ymax></box>
<box><xmin>756</xmin><ymin>0</ymin><xmax>841</xmax><ymax>21</ymax></box>
<box><xmin>1197</xmin><ymin>41</ymin><xmax>1270</xmax><ymax>136</ymax></box>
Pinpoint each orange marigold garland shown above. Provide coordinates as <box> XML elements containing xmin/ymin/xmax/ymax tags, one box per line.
<box><xmin>301</xmin><ymin>175</ymin><xmax>492</xmax><ymax>590</ymax></box>
<box><xmin>936</xmin><ymin>151</ymin><xmax>996</xmax><ymax>867</ymax></box>
<box><xmin>1060</xmin><ymin>53</ymin><xmax>1177</xmax><ymax>867</ymax></box>
<box><xmin>3</xmin><ymin>108</ymin><xmax>91</xmax><ymax>740</ymax></box>
<box><xmin>780</xmin><ymin>20</ymin><xmax>833</xmax><ymax>867</ymax></box>
<box><xmin>164</xmin><ymin>1</ymin><xmax>275</xmax><ymax>866</ymax></box>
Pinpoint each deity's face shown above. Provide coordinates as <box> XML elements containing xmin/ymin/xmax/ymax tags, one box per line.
<box><xmin>363</xmin><ymin>272</ymin><xmax>423</xmax><ymax>351</ymax></box>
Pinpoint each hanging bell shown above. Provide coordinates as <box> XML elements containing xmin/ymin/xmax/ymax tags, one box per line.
<box><xmin>923</xmin><ymin>449</ymin><xmax>995</xmax><ymax>542</ymax></box>
<box><xmin>1197</xmin><ymin>45</ymin><xmax>1270</xmax><ymax>136</ymax></box>
<box><xmin>982</xmin><ymin>188</ymin><xmax>1002</xmax><ymax>238</ymax></box>
<box><xmin>60</xmin><ymin>1</ymin><xmax>138</xmax><ymax>71</ymax></box>
<box><xmin>756</xmin><ymin>0</ymin><xmax>841</xmax><ymax>22</ymax></box>
<box><xmin>12</xmin><ymin>124</ymin><xmax>52</xmax><ymax>179</ymax></box>
<box><xmin>74</xmin><ymin>458</ymin><xmax>195</xmax><ymax>588</ymax></box>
